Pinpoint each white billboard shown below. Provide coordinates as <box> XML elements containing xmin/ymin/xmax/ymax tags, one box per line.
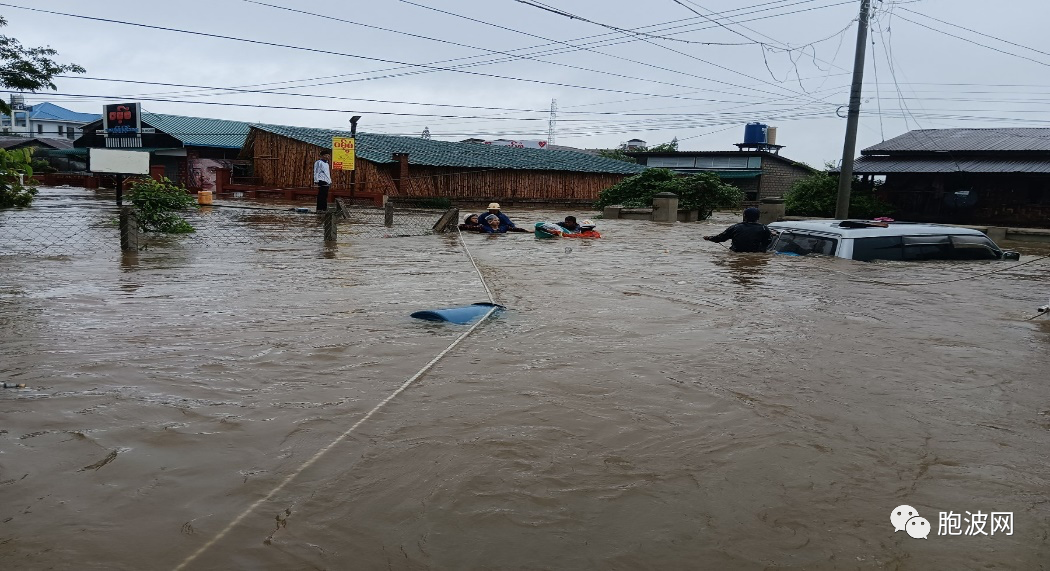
<box><xmin>89</xmin><ymin>148</ymin><xmax>150</xmax><ymax>175</ymax></box>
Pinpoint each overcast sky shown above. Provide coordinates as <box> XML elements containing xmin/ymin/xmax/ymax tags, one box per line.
<box><xmin>5</xmin><ymin>0</ymin><xmax>1049</xmax><ymax>167</ymax></box>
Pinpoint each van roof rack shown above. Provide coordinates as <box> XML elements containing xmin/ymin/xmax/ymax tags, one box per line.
<box><xmin>837</xmin><ymin>220</ymin><xmax>889</xmax><ymax>229</ymax></box>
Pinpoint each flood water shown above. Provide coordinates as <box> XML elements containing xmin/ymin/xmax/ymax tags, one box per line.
<box><xmin>2</xmin><ymin>187</ymin><xmax>1049</xmax><ymax>570</ymax></box>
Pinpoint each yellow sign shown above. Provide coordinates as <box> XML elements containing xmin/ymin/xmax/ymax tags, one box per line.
<box><xmin>332</xmin><ymin>137</ymin><xmax>356</xmax><ymax>171</ymax></box>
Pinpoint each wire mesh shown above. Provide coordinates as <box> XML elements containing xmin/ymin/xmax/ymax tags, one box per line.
<box><xmin>0</xmin><ymin>200</ymin><xmax>454</xmax><ymax>256</ymax></box>
<box><xmin>0</xmin><ymin>207</ymin><xmax>119</xmax><ymax>256</ymax></box>
<box><xmin>338</xmin><ymin>202</ymin><xmax>452</xmax><ymax>238</ymax></box>
<box><xmin>147</xmin><ymin>206</ymin><xmax>324</xmax><ymax>247</ymax></box>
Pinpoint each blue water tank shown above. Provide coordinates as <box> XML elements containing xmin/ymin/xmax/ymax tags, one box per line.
<box><xmin>744</xmin><ymin>122</ymin><xmax>768</xmax><ymax>144</ymax></box>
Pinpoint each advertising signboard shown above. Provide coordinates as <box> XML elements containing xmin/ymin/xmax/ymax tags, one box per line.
<box><xmin>102</xmin><ymin>103</ymin><xmax>143</xmax><ymax>148</ymax></box>
<box><xmin>332</xmin><ymin>137</ymin><xmax>356</xmax><ymax>171</ymax></box>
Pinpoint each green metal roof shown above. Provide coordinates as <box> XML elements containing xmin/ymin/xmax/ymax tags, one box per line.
<box><xmin>710</xmin><ymin>169</ymin><xmax>762</xmax><ymax>179</ymax></box>
<box><xmin>251</xmin><ymin>124</ymin><xmax>647</xmax><ymax>175</ymax></box>
<box><xmin>37</xmin><ymin>148</ymin><xmax>88</xmax><ymax>156</ymax></box>
<box><xmin>41</xmin><ymin>147</ymin><xmax>179</xmax><ymax>156</ymax></box>
<box><xmin>141</xmin><ymin>111</ymin><xmax>250</xmax><ymax>149</ymax></box>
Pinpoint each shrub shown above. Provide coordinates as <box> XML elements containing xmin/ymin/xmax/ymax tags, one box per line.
<box><xmin>0</xmin><ymin>147</ymin><xmax>38</xmax><ymax>208</ymax></box>
<box><xmin>31</xmin><ymin>158</ymin><xmax>57</xmax><ymax>174</ymax></box>
<box><xmin>126</xmin><ymin>177</ymin><xmax>197</xmax><ymax>233</ymax></box>
<box><xmin>595</xmin><ymin>168</ymin><xmax>742</xmax><ymax>219</ymax></box>
<box><xmin>785</xmin><ymin>170</ymin><xmax>893</xmax><ymax>219</ymax></box>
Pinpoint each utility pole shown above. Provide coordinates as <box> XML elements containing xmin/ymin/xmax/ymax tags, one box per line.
<box><xmin>835</xmin><ymin>0</ymin><xmax>872</xmax><ymax>220</ymax></box>
<box><xmin>548</xmin><ymin>99</ymin><xmax>557</xmax><ymax>147</ymax></box>
<box><xmin>349</xmin><ymin>115</ymin><xmax>361</xmax><ymax>201</ymax></box>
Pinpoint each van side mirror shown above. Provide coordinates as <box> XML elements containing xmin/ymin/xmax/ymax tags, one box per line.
<box><xmin>1002</xmin><ymin>251</ymin><xmax>1020</xmax><ymax>261</ymax></box>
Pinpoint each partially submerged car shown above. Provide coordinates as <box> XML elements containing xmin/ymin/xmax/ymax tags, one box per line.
<box><xmin>766</xmin><ymin>220</ymin><xmax>1021</xmax><ymax>262</ymax></box>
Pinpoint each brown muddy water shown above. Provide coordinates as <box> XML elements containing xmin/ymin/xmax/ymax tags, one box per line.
<box><xmin>2</xmin><ymin>187</ymin><xmax>1049</xmax><ymax>570</ymax></box>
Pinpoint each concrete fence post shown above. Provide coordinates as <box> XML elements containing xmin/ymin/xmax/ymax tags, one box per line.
<box><xmin>323</xmin><ymin>210</ymin><xmax>338</xmax><ymax>243</ymax></box>
<box><xmin>384</xmin><ymin>202</ymin><xmax>394</xmax><ymax>227</ymax></box>
<box><xmin>985</xmin><ymin>227</ymin><xmax>1007</xmax><ymax>242</ymax></box>
<box><xmin>759</xmin><ymin>197</ymin><xmax>785</xmax><ymax>225</ymax></box>
<box><xmin>119</xmin><ymin>206</ymin><xmax>140</xmax><ymax>252</ymax></box>
<box><xmin>651</xmin><ymin>192</ymin><xmax>679</xmax><ymax>223</ymax></box>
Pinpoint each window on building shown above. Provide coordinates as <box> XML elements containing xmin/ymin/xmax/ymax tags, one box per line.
<box><xmin>695</xmin><ymin>156</ymin><xmax>750</xmax><ymax>169</ymax></box>
<box><xmin>648</xmin><ymin>156</ymin><xmax>696</xmax><ymax>168</ymax></box>
<box><xmin>37</xmin><ymin>124</ymin><xmax>43</xmax><ymax>134</ymax></box>
<box><xmin>14</xmin><ymin>112</ymin><xmax>27</xmax><ymax>127</ymax></box>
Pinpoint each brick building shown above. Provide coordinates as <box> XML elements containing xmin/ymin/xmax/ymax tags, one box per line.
<box><xmin>626</xmin><ymin>150</ymin><xmax>815</xmax><ymax>201</ymax></box>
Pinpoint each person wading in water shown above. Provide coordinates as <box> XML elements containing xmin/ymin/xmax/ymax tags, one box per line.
<box><xmin>703</xmin><ymin>207</ymin><xmax>773</xmax><ymax>252</ymax></box>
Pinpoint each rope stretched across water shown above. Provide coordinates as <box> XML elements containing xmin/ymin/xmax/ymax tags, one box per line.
<box><xmin>174</xmin><ymin>227</ymin><xmax>496</xmax><ymax>570</ymax></box>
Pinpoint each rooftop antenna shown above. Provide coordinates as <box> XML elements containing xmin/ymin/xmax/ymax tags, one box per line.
<box><xmin>548</xmin><ymin>99</ymin><xmax>557</xmax><ymax>146</ymax></box>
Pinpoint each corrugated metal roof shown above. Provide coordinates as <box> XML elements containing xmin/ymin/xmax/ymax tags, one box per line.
<box><xmin>0</xmin><ymin>136</ymin><xmax>74</xmax><ymax>150</ymax></box>
<box><xmin>862</xmin><ymin>128</ymin><xmax>1050</xmax><ymax>154</ymax></box>
<box><xmin>251</xmin><ymin>124</ymin><xmax>647</xmax><ymax>175</ymax></box>
<box><xmin>27</xmin><ymin>102</ymin><xmax>101</xmax><ymax>123</ymax></box>
<box><xmin>141</xmin><ymin>111</ymin><xmax>251</xmax><ymax>149</ymax></box>
<box><xmin>851</xmin><ymin>156</ymin><xmax>1050</xmax><ymax>174</ymax></box>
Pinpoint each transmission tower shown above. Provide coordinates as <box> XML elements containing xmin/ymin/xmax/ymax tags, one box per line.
<box><xmin>547</xmin><ymin>99</ymin><xmax>557</xmax><ymax>147</ymax></box>
<box><xmin>421</xmin><ymin>126</ymin><xmax>431</xmax><ymax>139</ymax></box>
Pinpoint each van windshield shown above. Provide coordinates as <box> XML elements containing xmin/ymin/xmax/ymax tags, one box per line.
<box><xmin>772</xmin><ymin>232</ymin><xmax>837</xmax><ymax>256</ymax></box>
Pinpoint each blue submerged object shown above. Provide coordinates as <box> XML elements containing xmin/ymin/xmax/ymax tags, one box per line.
<box><xmin>410</xmin><ymin>302</ymin><xmax>504</xmax><ymax>324</ymax></box>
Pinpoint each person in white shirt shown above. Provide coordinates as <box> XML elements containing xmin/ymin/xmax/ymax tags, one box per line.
<box><xmin>313</xmin><ymin>151</ymin><xmax>332</xmax><ymax>211</ymax></box>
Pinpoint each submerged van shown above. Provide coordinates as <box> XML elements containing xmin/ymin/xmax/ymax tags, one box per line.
<box><xmin>766</xmin><ymin>220</ymin><xmax>1021</xmax><ymax>262</ymax></box>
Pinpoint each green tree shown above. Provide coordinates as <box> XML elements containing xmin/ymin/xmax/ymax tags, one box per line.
<box><xmin>0</xmin><ymin>147</ymin><xmax>38</xmax><ymax>208</ymax></box>
<box><xmin>0</xmin><ymin>17</ymin><xmax>85</xmax><ymax>115</ymax></box>
<box><xmin>597</xmin><ymin>147</ymin><xmax>637</xmax><ymax>163</ymax></box>
<box><xmin>598</xmin><ymin>138</ymin><xmax>679</xmax><ymax>163</ymax></box>
<box><xmin>785</xmin><ymin>166</ymin><xmax>891</xmax><ymax>218</ymax></box>
<box><xmin>126</xmin><ymin>178</ymin><xmax>198</xmax><ymax>233</ymax></box>
<box><xmin>646</xmin><ymin>137</ymin><xmax>679</xmax><ymax>153</ymax></box>
<box><xmin>595</xmin><ymin>168</ymin><xmax>742</xmax><ymax>219</ymax></box>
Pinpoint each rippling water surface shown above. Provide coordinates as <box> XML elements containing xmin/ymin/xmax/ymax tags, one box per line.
<box><xmin>2</xmin><ymin>187</ymin><xmax>1049</xmax><ymax>569</ymax></box>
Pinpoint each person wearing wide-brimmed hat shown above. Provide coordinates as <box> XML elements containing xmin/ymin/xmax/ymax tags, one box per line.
<box><xmin>476</xmin><ymin>202</ymin><xmax>520</xmax><ymax>231</ymax></box>
<box><xmin>703</xmin><ymin>207</ymin><xmax>772</xmax><ymax>252</ymax></box>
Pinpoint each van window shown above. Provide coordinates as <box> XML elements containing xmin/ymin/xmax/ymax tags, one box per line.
<box><xmin>773</xmin><ymin>232</ymin><xmax>837</xmax><ymax>256</ymax></box>
<box><xmin>852</xmin><ymin>236</ymin><xmax>903</xmax><ymax>261</ymax></box>
<box><xmin>903</xmin><ymin>235</ymin><xmax>952</xmax><ymax>260</ymax></box>
<box><xmin>949</xmin><ymin>235</ymin><xmax>1001</xmax><ymax>260</ymax></box>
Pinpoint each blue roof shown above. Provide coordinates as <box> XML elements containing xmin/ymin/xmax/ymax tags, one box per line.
<box><xmin>250</xmin><ymin>124</ymin><xmax>647</xmax><ymax>174</ymax></box>
<box><xmin>28</xmin><ymin>102</ymin><xmax>101</xmax><ymax>123</ymax></box>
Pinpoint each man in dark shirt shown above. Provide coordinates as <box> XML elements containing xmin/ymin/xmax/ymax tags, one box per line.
<box><xmin>703</xmin><ymin>207</ymin><xmax>773</xmax><ymax>252</ymax></box>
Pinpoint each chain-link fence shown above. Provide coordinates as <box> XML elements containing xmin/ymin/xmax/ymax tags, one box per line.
<box><xmin>0</xmin><ymin>198</ymin><xmax>456</xmax><ymax>256</ymax></box>
<box><xmin>337</xmin><ymin>200</ymin><xmax>456</xmax><ymax>238</ymax></box>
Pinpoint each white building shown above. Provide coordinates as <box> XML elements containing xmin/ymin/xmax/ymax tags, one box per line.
<box><xmin>1</xmin><ymin>96</ymin><xmax>101</xmax><ymax>139</ymax></box>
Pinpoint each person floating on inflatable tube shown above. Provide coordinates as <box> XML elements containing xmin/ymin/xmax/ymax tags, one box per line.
<box><xmin>703</xmin><ymin>207</ymin><xmax>771</xmax><ymax>252</ymax></box>
<box><xmin>569</xmin><ymin>219</ymin><xmax>601</xmax><ymax>239</ymax></box>
<box><xmin>536</xmin><ymin>219</ymin><xmax>601</xmax><ymax>238</ymax></box>
<box><xmin>556</xmin><ymin>216</ymin><xmax>582</xmax><ymax>233</ymax></box>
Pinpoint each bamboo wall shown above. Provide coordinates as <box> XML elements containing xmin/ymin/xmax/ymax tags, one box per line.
<box><xmin>244</xmin><ymin>130</ymin><xmax>630</xmax><ymax>202</ymax></box>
